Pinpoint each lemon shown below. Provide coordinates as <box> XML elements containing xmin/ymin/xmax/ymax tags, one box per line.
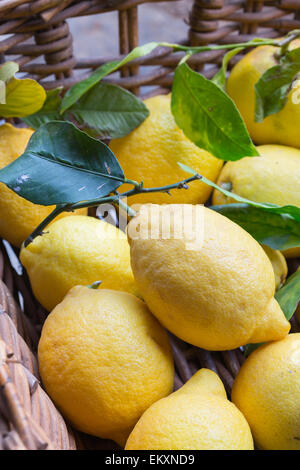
<box><xmin>0</xmin><ymin>123</ymin><xmax>86</xmax><ymax>247</ymax></box>
<box><xmin>232</xmin><ymin>333</ymin><xmax>300</xmax><ymax>450</ymax></box>
<box><xmin>109</xmin><ymin>95</ymin><xmax>223</xmax><ymax>205</ymax></box>
<box><xmin>261</xmin><ymin>245</ymin><xmax>288</xmax><ymax>289</ymax></box>
<box><xmin>227</xmin><ymin>40</ymin><xmax>300</xmax><ymax>147</ymax></box>
<box><xmin>125</xmin><ymin>368</ymin><xmax>253</xmax><ymax>450</ymax></box>
<box><xmin>128</xmin><ymin>204</ymin><xmax>290</xmax><ymax>350</ymax></box>
<box><xmin>38</xmin><ymin>286</ymin><xmax>174</xmax><ymax>446</ymax></box>
<box><xmin>20</xmin><ymin>215</ymin><xmax>138</xmax><ymax>311</ymax></box>
<box><xmin>212</xmin><ymin>144</ymin><xmax>300</xmax><ymax>257</ymax></box>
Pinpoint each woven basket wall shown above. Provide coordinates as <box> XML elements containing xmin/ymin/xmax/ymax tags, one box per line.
<box><xmin>0</xmin><ymin>0</ymin><xmax>300</xmax><ymax>450</ymax></box>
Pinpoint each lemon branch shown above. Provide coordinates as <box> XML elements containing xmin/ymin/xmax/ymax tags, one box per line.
<box><xmin>276</xmin><ymin>29</ymin><xmax>300</xmax><ymax>58</ymax></box>
<box><xmin>23</xmin><ymin>173</ymin><xmax>202</xmax><ymax>247</ymax></box>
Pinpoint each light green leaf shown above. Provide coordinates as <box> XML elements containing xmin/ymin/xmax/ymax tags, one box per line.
<box><xmin>61</xmin><ymin>42</ymin><xmax>159</xmax><ymax>113</ymax></box>
<box><xmin>0</xmin><ymin>77</ymin><xmax>46</xmax><ymax>118</ymax></box>
<box><xmin>275</xmin><ymin>270</ymin><xmax>300</xmax><ymax>321</ymax></box>
<box><xmin>0</xmin><ymin>62</ymin><xmax>19</xmax><ymax>83</ymax></box>
<box><xmin>212</xmin><ymin>48</ymin><xmax>244</xmax><ymax>90</ymax></box>
<box><xmin>171</xmin><ymin>63</ymin><xmax>259</xmax><ymax>161</ymax></box>
<box><xmin>255</xmin><ymin>47</ymin><xmax>300</xmax><ymax>122</ymax></box>
<box><xmin>23</xmin><ymin>88</ymin><xmax>62</xmax><ymax>128</ymax></box>
<box><xmin>179</xmin><ymin>162</ymin><xmax>300</xmax><ymax>221</ymax></box>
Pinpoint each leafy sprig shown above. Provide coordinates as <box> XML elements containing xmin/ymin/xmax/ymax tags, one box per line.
<box><xmin>0</xmin><ymin>31</ymin><xmax>300</xmax><ymax>252</ymax></box>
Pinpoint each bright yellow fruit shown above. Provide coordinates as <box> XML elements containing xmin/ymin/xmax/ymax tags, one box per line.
<box><xmin>109</xmin><ymin>95</ymin><xmax>223</xmax><ymax>205</ymax></box>
<box><xmin>20</xmin><ymin>215</ymin><xmax>138</xmax><ymax>311</ymax></box>
<box><xmin>212</xmin><ymin>144</ymin><xmax>300</xmax><ymax>257</ymax></box>
<box><xmin>227</xmin><ymin>40</ymin><xmax>300</xmax><ymax>147</ymax></box>
<box><xmin>128</xmin><ymin>204</ymin><xmax>290</xmax><ymax>350</ymax></box>
<box><xmin>38</xmin><ymin>286</ymin><xmax>174</xmax><ymax>446</ymax></box>
<box><xmin>232</xmin><ymin>333</ymin><xmax>300</xmax><ymax>450</ymax></box>
<box><xmin>261</xmin><ymin>245</ymin><xmax>288</xmax><ymax>290</ymax></box>
<box><xmin>0</xmin><ymin>123</ymin><xmax>86</xmax><ymax>247</ymax></box>
<box><xmin>125</xmin><ymin>368</ymin><xmax>253</xmax><ymax>450</ymax></box>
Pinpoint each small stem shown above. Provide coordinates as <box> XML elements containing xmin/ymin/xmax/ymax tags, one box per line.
<box><xmin>23</xmin><ymin>204</ymin><xmax>70</xmax><ymax>248</ymax></box>
<box><xmin>135</xmin><ymin>174</ymin><xmax>201</xmax><ymax>194</ymax></box>
<box><xmin>24</xmin><ymin>174</ymin><xmax>202</xmax><ymax>247</ymax></box>
<box><xmin>276</xmin><ymin>29</ymin><xmax>300</xmax><ymax>59</ymax></box>
<box><xmin>116</xmin><ymin>197</ymin><xmax>137</xmax><ymax>217</ymax></box>
<box><xmin>123</xmin><ymin>177</ymin><xmax>140</xmax><ymax>187</ymax></box>
<box><xmin>87</xmin><ymin>280</ymin><xmax>102</xmax><ymax>289</ymax></box>
<box><xmin>160</xmin><ymin>39</ymin><xmax>280</xmax><ymax>54</ymax></box>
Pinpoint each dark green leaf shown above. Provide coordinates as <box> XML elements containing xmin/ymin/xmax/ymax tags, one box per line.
<box><xmin>255</xmin><ymin>47</ymin><xmax>300</xmax><ymax>122</ymax></box>
<box><xmin>210</xmin><ymin>204</ymin><xmax>300</xmax><ymax>251</ymax></box>
<box><xmin>243</xmin><ymin>343</ymin><xmax>262</xmax><ymax>357</ymax></box>
<box><xmin>179</xmin><ymin>162</ymin><xmax>300</xmax><ymax>221</ymax></box>
<box><xmin>275</xmin><ymin>269</ymin><xmax>300</xmax><ymax>321</ymax></box>
<box><xmin>66</xmin><ymin>82</ymin><xmax>149</xmax><ymax>139</ymax></box>
<box><xmin>0</xmin><ymin>121</ymin><xmax>124</xmax><ymax>205</ymax></box>
<box><xmin>171</xmin><ymin>63</ymin><xmax>259</xmax><ymax>161</ymax></box>
<box><xmin>244</xmin><ymin>254</ymin><xmax>300</xmax><ymax>357</ymax></box>
<box><xmin>61</xmin><ymin>42</ymin><xmax>159</xmax><ymax>113</ymax></box>
<box><xmin>212</xmin><ymin>48</ymin><xmax>243</xmax><ymax>90</ymax></box>
<box><xmin>23</xmin><ymin>88</ymin><xmax>62</xmax><ymax>129</ymax></box>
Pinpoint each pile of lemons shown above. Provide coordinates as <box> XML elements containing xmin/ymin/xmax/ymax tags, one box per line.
<box><xmin>1</xmin><ymin>42</ymin><xmax>300</xmax><ymax>450</ymax></box>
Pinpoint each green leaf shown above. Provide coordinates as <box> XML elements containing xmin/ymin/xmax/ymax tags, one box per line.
<box><xmin>243</xmin><ymin>343</ymin><xmax>262</xmax><ymax>357</ymax></box>
<box><xmin>23</xmin><ymin>88</ymin><xmax>62</xmax><ymax>129</ymax></box>
<box><xmin>0</xmin><ymin>62</ymin><xmax>19</xmax><ymax>83</ymax></box>
<box><xmin>179</xmin><ymin>162</ymin><xmax>300</xmax><ymax>221</ymax></box>
<box><xmin>61</xmin><ymin>42</ymin><xmax>159</xmax><ymax>113</ymax></box>
<box><xmin>244</xmin><ymin>269</ymin><xmax>300</xmax><ymax>357</ymax></box>
<box><xmin>212</xmin><ymin>48</ymin><xmax>244</xmax><ymax>90</ymax></box>
<box><xmin>210</xmin><ymin>204</ymin><xmax>300</xmax><ymax>251</ymax></box>
<box><xmin>66</xmin><ymin>82</ymin><xmax>149</xmax><ymax>139</ymax></box>
<box><xmin>275</xmin><ymin>269</ymin><xmax>300</xmax><ymax>320</ymax></box>
<box><xmin>171</xmin><ymin>63</ymin><xmax>259</xmax><ymax>161</ymax></box>
<box><xmin>0</xmin><ymin>121</ymin><xmax>125</xmax><ymax>205</ymax></box>
<box><xmin>255</xmin><ymin>47</ymin><xmax>300</xmax><ymax>122</ymax></box>
<box><xmin>0</xmin><ymin>77</ymin><xmax>46</xmax><ymax>118</ymax></box>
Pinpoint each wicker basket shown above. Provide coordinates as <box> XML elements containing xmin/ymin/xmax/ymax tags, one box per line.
<box><xmin>0</xmin><ymin>0</ymin><xmax>300</xmax><ymax>450</ymax></box>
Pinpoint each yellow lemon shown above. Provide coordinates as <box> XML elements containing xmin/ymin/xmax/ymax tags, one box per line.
<box><xmin>20</xmin><ymin>215</ymin><xmax>138</xmax><ymax>311</ymax></box>
<box><xmin>0</xmin><ymin>123</ymin><xmax>86</xmax><ymax>247</ymax></box>
<box><xmin>212</xmin><ymin>144</ymin><xmax>300</xmax><ymax>257</ymax></box>
<box><xmin>109</xmin><ymin>95</ymin><xmax>223</xmax><ymax>205</ymax></box>
<box><xmin>125</xmin><ymin>368</ymin><xmax>253</xmax><ymax>450</ymax></box>
<box><xmin>127</xmin><ymin>204</ymin><xmax>290</xmax><ymax>350</ymax></box>
<box><xmin>227</xmin><ymin>40</ymin><xmax>300</xmax><ymax>147</ymax></box>
<box><xmin>232</xmin><ymin>333</ymin><xmax>300</xmax><ymax>450</ymax></box>
<box><xmin>261</xmin><ymin>245</ymin><xmax>288</xmax><ymax>290</ymax></box>
<box><xmin>38</xmin><ymin>286</ymin><xmax>174</xmax><ymax>446</ymax></box>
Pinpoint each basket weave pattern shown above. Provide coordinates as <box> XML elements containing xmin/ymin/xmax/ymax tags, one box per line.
<box><xmin>0</xmin><ymin>0</ymin><xmax>300</xmax><ymax>450</ymax></box>
<box><xmin>1</xmin><ymin>0</ymin><xmax>300</xmax><ymax>92</ymax></box>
